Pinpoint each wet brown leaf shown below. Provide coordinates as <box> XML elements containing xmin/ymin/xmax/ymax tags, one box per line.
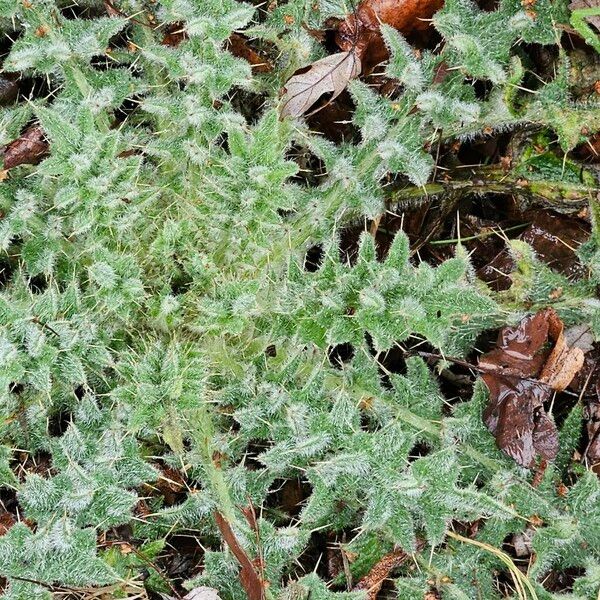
<box><xmin>520</xmin><ymin>211</ymin><xmax>589</xmax><ymax>281</ymax></box>
<box><xmin>576</xmin><ymin>347</ymin><xmax>600</xmax><ymax>472</ymax></box>
<box><xmin>280</xmin><ymin>51</ymin><xmax>361</xmax><ymax>119</ymax></box>
<box><xmin>480</xmin><ymin>308</ymin><xmax>588</xmax><ymax>468</ymax></box>
<box><xmin>0</xmin><ymin>76</ymin><xmax>19</xmax><ymax>107</ymax></box>
<box><xmin>2</xmin><ymin>125</ymin><xmax>49</xmax><ymax>170</ymax></box>
<box><xmin>227</xmin><ymin>33</ymin><xmax>273</xmax><ymax>73</ymax></box>
<box><xmin>0</xmin><ymin>511</ymin><xmax>16</xmax><ymax>536</ymax></box>
<box><xmin>336</xmin><ymin>0</ymin><xmax>444</xmax><ymax>68</ymax></box>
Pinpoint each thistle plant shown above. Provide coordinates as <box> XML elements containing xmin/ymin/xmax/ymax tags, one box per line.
<box><xmin>1</xmin><ymin>0</ymin><xmax>600</xmax><ymax>598</ymax></box>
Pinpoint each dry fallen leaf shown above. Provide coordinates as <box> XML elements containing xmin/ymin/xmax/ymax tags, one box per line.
<box><xmin>480</xmin><ymin>308</ymin><xmax>588</xmax><ymax>468</ymax></box>
<box><xmin>184</xmin><ymin>587</ymin><xmax>222</xmax><ymax>600</ymax></box>
<box><xmin>161</xmin><ymin>587</ymin><xmax>222</xmax><ymax>600</ymax></box>
<box><xmin>2</xmin><ymin>125</ymin><xmax>49</xmax><ymax>170</ymax></box>
<box><xmin>280</xmin><ymin>0</ymin><xmax>443</xmax><ymax>118</ymax></box>
<box><xmin>162</xmin><ymin>21</ymin><xmax>188</xmax><ymax>47</ymax></box>
<box><xmin>280</xmin><ymin>51</ymin><xmax>361</xmax><ymax>119</ymax></box>
<box><xmin>0</xmin><ymin>510</ymin><xmax>16</xmax><ymax>536</ymax></box>
<box><xmin>539</xmin><ymin>314</ymin><xmax>590</xmax><ymax>392</ymax></box>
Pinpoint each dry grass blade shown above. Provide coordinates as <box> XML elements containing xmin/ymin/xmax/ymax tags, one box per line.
<box><xmin>280</xmin><ymin>51</ymin><xmax>361</xmax><ymax>119</ymax></box>
<box><xmin>446</xmin><ymin>531</ymin><xmax>539</xmax><ymax>600</ymax></box>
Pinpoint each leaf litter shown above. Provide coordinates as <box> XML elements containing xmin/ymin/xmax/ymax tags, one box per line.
<box><xmin>480</xmin><ymin>308</ymin><xmax>592</xmax><ymax>467</ymax></box>
<box><xmin>280</xmin><ymin>0</ymin><xmax>442</xmax><ymax>118</ymax></box>
<box><xmin>280</xmin><ymin>51</ymin><xmax>362</xmax><ymax>119</ymax></box>
<box><xmin>2</xmin><ymin>125</ymin><xmax>49</xmax><ymax>170</ymax></box>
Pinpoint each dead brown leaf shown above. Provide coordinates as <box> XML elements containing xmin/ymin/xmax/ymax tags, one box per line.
<box><xmin>227</xmin><ymin>33</ymin><xmax>273</xmax><ymax>73</ymax></box>
<box><xmin>103</xmin><ymin>0</ymin><xmax>120</xmax><ymax>17</ymax></box>
<box><xmin>2</xmin><ymin>125</ymin><xmax>49</xmax><ymax>170</ymax></box>
<box><xmin>539</xmin><ymin>313</ymin><xmax>590</xmax><ymax>392</ymax></box>
<box><xmin>570</xmin><ymin>0</ymin><xmax>600</xmax><ymax>32</ymax></box>
<box><xmin>280</xmin><ymin>51</ymin><xmax>361</xmax><ymax>119</ymax></box>
<box><xmin>585</xmin><ymin>399</ymin><xmax>600</xmax><ymax>473</ymax></box>
<box><xmin>336</xmin><ymin>0</ymin><xmax>444</xmax><ymax>69</ymax></box>
<box><xmin>0</xmin><ymin>511</ymin><xmax>16</xmax><ymax>536</ymax></box>
<box><xmin>480</xmin><ymin>308</ymin><xmax>589</xmax><ymax>468</ymax></box>
<box><xmin>280</xmin><ymin>0</ymin><xmax>443</xmax><ymax>118</ymax></box>
<box><xmin>162</xmin><ymin>22</ymin><xmax>188</xmax><ymax>47</ymax></box>
<box><xmin>0</xmin><ymin>76</ymin><xmax>19</xmax><ymax>107</ymax></box>
<box><xmin>214</xmin><ymin>511</ymin><xmax>266</xmax><ymax>600</ymax></box>
<box><xmin>353</xmin><ymin>540</ymin><xmax>425</xmax><ymax>600</ymax></box>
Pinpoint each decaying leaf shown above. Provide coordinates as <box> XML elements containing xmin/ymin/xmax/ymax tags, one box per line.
<box><xmin>336</xmin><ymin>0</ymin><xmax>444</xmax><ymax>67</ymax></box>
<box><xmin>571</xmin><ymin>344</ymin><xmax>600</xmax><ymax>472</ymax></box>
<box><xmin>585</xmin><ymin>399</ymin><xmax>600</xmax><ymax>472</ymax></box>
<box><xmin>162</xmin><ymin>21</ymin><xmax>188</xmax><ymax>47</ymax></box>
<box><xmin>161</xmin><ymin>587</ymin><xmax>222</xmax><ymax>600</ymax></box>
<box><xmin>280</xmin><ymin>51</ymin><xmax>361</xmax><ymax>119</ymax></box>
<box><xmin>0</xmin><ymin>511</ymin><xmax>16</xmax><ymax>536</ymax></box>
<box><xmin>227</xmin><ymin>33</ymin><xmax>273</xmax><ymax>73</ymax></box>
<box><xmin>353</xmin><ymin>540</ymin><xmax>425</xmax><ymax>600</ymax></box>
<box><xmin>184</xmin><ymin>587</ymin><xmax>222</xmax><ymax>600</ymax></box>
<box><xmin>539</xmin><ymin>312</ymin><xmax>589</xmax><ymax>392</ymax></box>
<box><xmin>214</xmin><ymin>511</ymin><xmax>266</xmax><ymax>600</ymax></box>
<box><xmin>480</xmin><ymin>308</ymin><xmax>589</xmax><ymax>468</ymax></box>
<box><xmin>280</xmin><ymin>0</ymin><xmax>443</xmax><ymax>118</ymax></box>
<box><xmin>2</xmin><ymin>125</ymin><xmax>49</xmax><ymax>170</ymax></box>
<box><xmin>0</xmin><ymin>75</ymin><xmax>18</xmax><ymax>106</ymax></box>
<box><xmin>570</xmin><ymin>0</ymin><xmax>600</xmax><ymax>32</ymax></box>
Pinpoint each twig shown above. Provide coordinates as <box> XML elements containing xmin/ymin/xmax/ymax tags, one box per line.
<box><xmin>387</xmin><ymin>165</ymin><xmax>596</xmax><ymax>212</ymax></box>
<box><xmin>428</xmin><ymin>222</ymin><xmax>529</xmax><ymax>245</ymax></box>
